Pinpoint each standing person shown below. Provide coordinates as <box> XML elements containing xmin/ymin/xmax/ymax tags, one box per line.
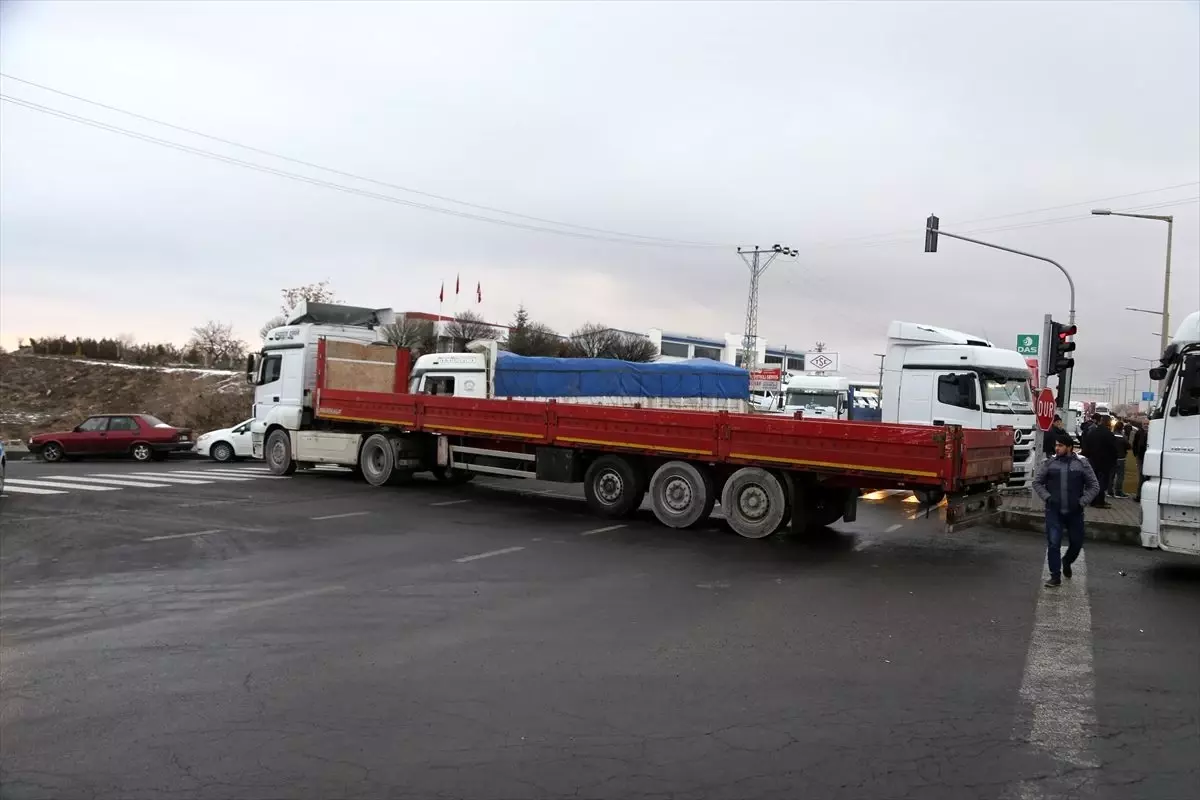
<box><xmin>1082</xmin><ymin>416</ymin><xmax>1118</xmax><ymax>509</ymax></box>
<box><xmin>1041</xmin><ymin>415</ymin><xmax>1066</xmax><ymax>457</ymax></box>
<box><xmin>1033</xmin><ymin>432</ymin><xmax>1101</xmax><ymax>587</ymax></box>
<box><xmin>1110</xmin><ymin>421</ymin><xmax>1130</xmax><ymax>498</ymax></box>
<box><xmin>1131</xmin><ymin>420</ymin><xmax>1149</xmax><ymax>502</ymax></box>
<box><xmin>1080</xmin><ymin>413</ymin><xmax>1095</xmax><ymax>439</ymax></box>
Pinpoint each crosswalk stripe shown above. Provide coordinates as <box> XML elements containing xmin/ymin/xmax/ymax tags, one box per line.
<box><xmin>162</xmin><ymin>471</ymin><xmax>255</xmax><ymax>481</ymax></box>
<box><xmin>6</xmin><ymin>479</ymin><xmax>120</xmax><ymax>492</ymax></box>
<box><xmin>200</xmin><ymin>469</ymin><xmax>273</xmax><ymax>476</ymax></box>
<box><xmin>2</xmin><ymin>484</ymin><xmax>68</xmax><ymax>495</ymax></box>
<box><xmin>52</xmin><ymin>476</ymin><xmax>174</xmax><ymax>488</ymax></box>
<box><xmin>94</xmin><ymin>473</ymin><xmax>213</xmax><ymax>485</ymax></box>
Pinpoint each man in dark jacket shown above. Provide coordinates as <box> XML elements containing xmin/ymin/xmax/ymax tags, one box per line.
<box><xmin>1041</xmin><ymin>415</ymin><xmax>1066</xmax><ymax>457</ymax></box>
<box><xmin>1081</xmin><ymin>418</ymin><xmax>1118</xmax><ymax>508</ymax></box>
<box><xmin>1110</xmin><ymin>421</ymin><xmax>1131</xmax><ymax>497</ymax></box>
<box><xmin>1131</xmin><ymin>422</ymin><xmax>1149</xmax><ymax>502</ymax></box>
<box><xmin>1032</xmin><ymin>432</ymin><xmax>1101</xmax><ymax>587</ymax></box>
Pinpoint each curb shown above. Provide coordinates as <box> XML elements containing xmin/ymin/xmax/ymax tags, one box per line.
<box><xmin>996</xmin><ymin>509</ymin><xmax>1140</xmax><ymax>546</ymax></box>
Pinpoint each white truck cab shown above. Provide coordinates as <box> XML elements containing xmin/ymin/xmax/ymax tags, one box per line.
<box><xmin>780</xmin><ymin>375</ymin><xmax>850</xmax><ymax>419</ymax></box>
<box><xmin>1141</xmin><ymin>310</ymin><xmax>1200</xmax><ymax>556</ymax></box>
<box><xmin>881</xmin><ymin>321</ymin><xmax>1036</xmax><ymax>489</ymax></box>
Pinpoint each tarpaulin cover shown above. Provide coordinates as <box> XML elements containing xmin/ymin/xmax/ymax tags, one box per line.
<box><xmin>493</xmin><ymin>351</ymin><xmax>750</xmax><ymax>399</ymax></box>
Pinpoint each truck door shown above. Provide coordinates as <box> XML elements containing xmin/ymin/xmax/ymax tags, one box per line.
<box><xmin>933</xmin><ymin>372</ymin><xmax>982</xmax><ymax>428</ymax></box>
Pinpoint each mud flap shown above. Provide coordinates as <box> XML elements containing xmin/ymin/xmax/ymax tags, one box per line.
<box><xmin>944</xmin><ymin>490</ymin><xmax>1002</xmax><ymax>533</ymax></box>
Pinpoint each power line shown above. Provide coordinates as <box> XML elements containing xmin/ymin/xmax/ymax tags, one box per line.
<box><xmin>0</xmin><ymin>76</ymin><xmax>727</xmax><ymax>249</ymax></box>
<box><xmin>0</xmin><ymin>93</ymin><xmax>720</xmax><ymax>249</ymax></box>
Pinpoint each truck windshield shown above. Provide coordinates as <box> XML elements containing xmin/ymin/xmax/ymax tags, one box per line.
<box><xmin>786</xmin><ymin>390</ymin><xmax>840</xmax><ymax>411</ymax></box>
<box><xmin>982</xmin><ymin>377</ymin><xmax>1033</xmax><ymax>413</ymax></box>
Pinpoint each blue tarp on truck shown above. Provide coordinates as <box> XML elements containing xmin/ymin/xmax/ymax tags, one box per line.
<box><xmin>493</xmin><ymin>351</ymin><xmax>750</xmax><ymax>399</ymax></box>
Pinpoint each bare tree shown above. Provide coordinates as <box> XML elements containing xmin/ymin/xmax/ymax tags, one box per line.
<box><xmin>445</xmin><ymin>311</ymin><xmax>497</xmax><ymax>350</ymax></box>
<box><xmin>606</xmin><ymin>332</ymin><xmax>658</xmax><ymax>362</ymax></box>
<box><xmin>281</xmin><ymin>280</ymin><xmax>336</xmax><ymax>314</ymax></box>
<box><xmin>188</xmin><ymin>321</ymin><xmax>245</xmax><ymax>368</ymax></box>
<box><xmin>115</xmin><ymin>332</ymin><xmax>137</xmax><ymax>361</ymax></box>
<box><xmin>566</xmin><ymin>323</ymin><xmax>656</xmax><ymax>362</ymax></box>
<box><xmin>382</xmin><ymin>315</ymin><xmax>437</xmax><ymax>356</ymax></box>
<box><xmin>505</xmin><ymin>305</ymin><xmax>563</xmax><ymax>357</ymax></box>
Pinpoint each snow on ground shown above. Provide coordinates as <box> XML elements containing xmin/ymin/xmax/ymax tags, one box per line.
<box><xmin>21</xmin><ymin>355</ymin><xmax>239</xmax><ymax>377</ymax></box>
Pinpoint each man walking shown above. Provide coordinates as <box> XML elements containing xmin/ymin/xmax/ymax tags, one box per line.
<box><xmin>1032</xmin><ymin>432</ymin><xmax>1101</xmax><ymax>588</ymax></box>
<box><xmin>1082</xmin><ymin>416</ymin><xmax>1118</xmax><ymax>509</ymax></box>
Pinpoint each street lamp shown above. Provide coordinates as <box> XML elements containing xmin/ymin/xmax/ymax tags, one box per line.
<box><xmin>1093</xmin><ymin>209</ymin><xmax>1174</xmax><ymax>354</ymax></box>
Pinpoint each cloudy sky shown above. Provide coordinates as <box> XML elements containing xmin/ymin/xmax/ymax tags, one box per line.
<box><xmin>1</xmin><ymin>0</ymin><xmax>1197</xmax><ymax>394</ymax></box>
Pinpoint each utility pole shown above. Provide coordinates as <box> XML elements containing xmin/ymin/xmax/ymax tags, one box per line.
<box><xmin>874</xmin><ymin>353</ymin><xmax>885</xmax><ymax>397</ymax></box>
<box><xmin>737</xmin><ymin>244</ymin><xmax>796</xmax><ymax>371</ymax></box>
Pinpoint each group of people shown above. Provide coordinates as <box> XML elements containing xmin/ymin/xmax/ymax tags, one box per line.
<box><xmin>1033</xmin><ymin>411</ymin><xmax>1149</xmax><ymax>588</ymax></box>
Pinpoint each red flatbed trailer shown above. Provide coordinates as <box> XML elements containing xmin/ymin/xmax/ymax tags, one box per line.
<box><xmin>289</xmin><ymin>340</ymin><xmax>1013</xmax><ymax>535</ymax></box>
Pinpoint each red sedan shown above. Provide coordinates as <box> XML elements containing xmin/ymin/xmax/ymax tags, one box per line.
<box><xmin>29</xmin><ymin>414</ymin><xmax>194</xmax><ymax>463</ymax></box>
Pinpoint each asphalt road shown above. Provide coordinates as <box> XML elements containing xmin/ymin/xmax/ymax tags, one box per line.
<box><xmin>1</xmin><ymin>458</ymin><xmax>1197</xmax><ymax>800</ymax></box>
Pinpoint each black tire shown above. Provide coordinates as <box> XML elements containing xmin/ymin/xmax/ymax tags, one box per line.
<box><xmin>210</xmin><ymin>442</ymin><xmax>235</xmax><ymax>463</ymax></box>
<box><xmin>131</xmin><ymin>442</ymin><xmax>154</xmax><ymax>463</ymax></box>
<box><xmin>358</xmin><ymin>433</ymin><xmax>412</xmax><ymax>487</ymax></box>
<box><xmin>648</xmin><ymin>460</ymin><xmax>713</xmax><ymax>529</ymax></box>
<box><xmin>265</xmin><ymin>429</ymin><xmax>297</xmax><ymax>476</ymax></box>
<box><xmin>150</xmin><ymin>451</ymin><xmax>169</xmax><ymax>462</ymax></box>
<box><xmin>40</xmin><ymin>442</ymin><xmax>65</xmax><ymax>463</ymax></box>
<box><xmin>431</xmin><ymin>465</ymin><xmax>475</xmax><ymax>485</ymax></box>
<box><xmin>721</xmin><ymin>467</ymin><xmax>787</xmax><ymax>539</ymax></box>
<box><xmin>583</xmin><ymin>454</ymin><xmax>645</xmax><ymax>518</ymax></box>
<box><xmin>795</xmin><ymin>486</ymin><xmax>846</xmax><ymax>532</ymax></box>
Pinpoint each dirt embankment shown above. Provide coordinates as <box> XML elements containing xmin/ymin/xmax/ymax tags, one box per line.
<box><xmin>0</xmin><ymin>353</ymin><xmax>253</xmax><ymax>441</ymax></box>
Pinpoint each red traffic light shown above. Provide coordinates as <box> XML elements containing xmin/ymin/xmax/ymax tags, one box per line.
<box><xmin>1057</xmin><ymin>324</ymin><xmax>1077</xmax><ymax>340</ymax></box>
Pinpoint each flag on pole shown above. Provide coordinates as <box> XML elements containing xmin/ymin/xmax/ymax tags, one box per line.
<box><xmin>438</xmin><ymin>282</ymin><xmax>444</xmax><ymax>303</ymax></box>
<box><xmin>455</xmin><ymin>274</ymin><xmax>460</xmax><ymax>296</ymax></box>
<box><xmin>476</xmin><ymin>282</ymin><xmax>482</xmax><ymax>303</ymax></box>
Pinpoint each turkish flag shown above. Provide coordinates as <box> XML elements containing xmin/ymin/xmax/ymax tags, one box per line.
<box><xmin>476</xmin><ymin>282</ymin><xmax>482</xmax><ymax>303</ymax></box>
<box><xmin>455</xmin><ymin>274</ymin><xmax>460</xmax><ymax>295</ymax></box>
<box><xmin>438</xmin><ymin>282</ymin><xmax>444</xmax><ymax>303</ymax></box>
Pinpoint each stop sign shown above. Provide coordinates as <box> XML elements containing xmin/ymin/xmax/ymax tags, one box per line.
<box><xmin>1035</xmin><ymin>387</ymin><xmax>1057</xmax><ymax>432</ymax></box>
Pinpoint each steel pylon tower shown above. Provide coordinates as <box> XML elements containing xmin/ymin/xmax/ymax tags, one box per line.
<box><xmin>738</xmin><ymin>244</ymin><xmax>796</xmax><ymax>370</ymax></box>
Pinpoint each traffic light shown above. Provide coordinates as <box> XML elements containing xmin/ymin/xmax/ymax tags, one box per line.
<box><xmin>924</xmin><ymin>215</ymin><xmax>940</xmax><ymax>253</ymax></box>
<box><xmin>1050</xmin><ymin>320</ymin><xmax>1077</xmax><ymax>407</ymax></box>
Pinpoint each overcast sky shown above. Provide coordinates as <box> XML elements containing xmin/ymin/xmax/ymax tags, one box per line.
<box><xmin>2</xmin><ymin>0</ymin><xmax>1197</xmax><ymax>393</ymax></box>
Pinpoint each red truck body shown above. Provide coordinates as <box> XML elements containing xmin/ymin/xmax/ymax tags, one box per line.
<box><xmin>311</xmin><ymin>339</ymin><xmax>1013</xmax><ymax>498</ymax></box>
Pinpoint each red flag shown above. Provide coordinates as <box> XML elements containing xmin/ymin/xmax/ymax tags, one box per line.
<box><xmin>476</xmin><ymin>282</ymin><xmax>482</xmax><ymax>303</ymax></box>
<box><xmin>455</xmin><ymin>274</ymin><xmax>460</xmax><ymax>295</ymax></box>
<box><xmin>438</xmin><ymin>282</ymin><xmax>444</xmax><ymax>303</ymax></box>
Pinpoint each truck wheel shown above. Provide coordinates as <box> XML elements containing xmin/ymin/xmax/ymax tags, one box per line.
<box><xmin>265</xmin><ymin>429</ymin><xmax>297</xmax><ymax>476</ymax></box>
<box><xmin>721</xmin><ymin>467</ymin><xmax>787</xmax><ymax>539</ymax></box>
<box><xmin>359</xmin><ymin>433</ymin><xmax>412</xmax><ymax>487</ymax></box>
<box><xmin>648</xmin><ymin>461</ymin><xmax>713</xmax><ymax>529</ymax></box>
<box><xmin>583</xmin><ymin>455</ymin><xmax>644</xmax><ymax>518</ymax></box>
<box><xmin>798</xmin><ymin>486</ymin><xmax>846</xmax><ymax>531</ymax></box>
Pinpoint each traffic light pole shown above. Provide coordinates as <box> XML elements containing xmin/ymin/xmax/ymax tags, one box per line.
<box><xmin>924</xmin><ymin>222</ymin><xmax>1077</xmax><ymax>406</ymax></box>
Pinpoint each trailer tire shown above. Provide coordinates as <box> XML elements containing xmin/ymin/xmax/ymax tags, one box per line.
<box><xmin>721</xmin><ymin>467</ymin><xmax>787</xmax><ymax>539</ymax></box>
<box><xmin>265</xmin><ymin>429</ymin><xmax>297</xmax><ymax>476</ymax></box>
<box><xmin>583</xmin><ymin>455</ymin><xmax>644</xmax><ymax>518</ymax></box>
<box><xmin>359</xmin><ymin>433</ymin><xmax>412</xmax><ymax>487</ymax></box>
<box><xmin>796</xmin><ymin>486</ymin><xmax>846</xmax><ymax>531</ymax></box>
<box><xmin>648</xmin><ymin>460</ymin><xmax>712</xmax><ymax>529</ymax></box>
<box><xmin>431</xmin><ymin>465</ymin><xmax>475</xmax><ymax>485</ymax></box>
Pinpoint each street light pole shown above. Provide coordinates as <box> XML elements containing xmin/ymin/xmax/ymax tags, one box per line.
<box><xmin>1093</xmin><ymin>209</ymin><xmax>1174</xmax><ymax>353</ymax></box>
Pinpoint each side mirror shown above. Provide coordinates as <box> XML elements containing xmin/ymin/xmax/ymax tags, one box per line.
<box><xmin>73</xmin><ymin>425</ymin><xmax>83</xmax><ymax>433</ymax></box>
<box><xmin>245</xmin><ymin>353</ymin><xmax>260</xmax><ymax>384</ymax></box>
<box><xmin>1149</xmin><ymin>366</ymin><xmax>1167</xmax><ymax>381</ymax></box>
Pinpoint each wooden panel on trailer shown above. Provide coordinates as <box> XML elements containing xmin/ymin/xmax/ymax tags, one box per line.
<box><xmin>326</xmin><ymin>340</ymin><xmax>396</xmax><ymax>363</ymax></box>
<box><xmin>325</xmin><ymin>360</ymin><xmax>396</xmax><ymax>393</ymax></box>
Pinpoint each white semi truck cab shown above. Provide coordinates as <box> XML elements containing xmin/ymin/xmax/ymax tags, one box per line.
<box><xmin>881</xmin><ymin>321</ymin><xmax>1037</xmax><ymax>490</ymax></box>
<box><xmin>1141</xmin><ymin>310</ymin><xmax>1200</xmax><ymax>556</ymax></box>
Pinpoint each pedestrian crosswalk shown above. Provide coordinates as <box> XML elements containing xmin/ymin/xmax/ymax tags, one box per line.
<box><xmin>0</xmin><ymin>464</ymin><xmax>347</xmax><ymax>498</ymax></box>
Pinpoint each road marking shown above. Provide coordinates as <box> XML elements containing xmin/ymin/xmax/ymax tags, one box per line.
<box><xmin>202</xmin><ymin>468</ymin><xmax>273</xmax><ymax>476</ymax></box>
<box><xmin>1009</xmin><ymin>552</ymin><xmax>1097</xmax><ymax>798</ymax></box>
<box><xmin>5</xmin><ymin>479</ymin><xmax>119</xmax><ymax>492</ymax></box>
<box><xmin>48</xmin><ymin>475</ymin><xmax>174</xmax><ymax>488</ymax></box>
<box><xmin>581</xmin><ymin>524</ymin><xmax>627</xmax><ymax>536</ymax></box>
<box><xmin>311</xmin><ymin>511</ymin><xmax>370</xmax><ymax>521</ymax></box>
<box><xmin>454</xmin><ymin>546</ymin><xmax>526</xmax><ymax>563</ymax></box>
<box><xmin>431</xmin><ymin>499</ymin><xmax>472</xmax><ymax>507</ymax></box>
<box><xmin>97</xmin><ymin>473</ymin><xmax>213</xmax><ymax>485</ymax></box>
<box><xmin>162</xmin><ymin>471</ymin><xmax>255</xmax><ymax>481</ymax></box>
<box><xmin>0</xmin><ymin>485</ymin><xmax>67</xmax><ymax>495</ymax></box>
<box><xmin>142</xmin><ymin>529</ymin><xmax>224</xmax><ymax>542</ymax></box>
<box><xmin>884</xmin><ymin>523</ymin><xmax>904</xmax><ymax>533</ymax></box>
<box><xmin>215</xmin><ymin>584</ymin><xmax>345</xmax><ymax>615</ymax></box>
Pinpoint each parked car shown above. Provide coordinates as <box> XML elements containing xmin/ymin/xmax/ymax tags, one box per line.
<box><xmin>28</xmin><ymin>414</ymin><xmax>193</xmax><ymax>463</ymax></box>
<box><xmin>193</xmin><ymin>418</ymin><xmax>255</xmax><ymax>463</ymax></box>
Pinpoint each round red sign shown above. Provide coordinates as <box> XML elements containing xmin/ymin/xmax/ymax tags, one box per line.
<box><xmin>1035</xmin><ymin>387</ymin><xmax>1057</xmax><ymax>432</ymax></box>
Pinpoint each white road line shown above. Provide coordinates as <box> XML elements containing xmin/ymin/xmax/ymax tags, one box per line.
<box><xmin>0</xmin><ymin>485</ymin><xmax>67</xmax><ymax>495</ymax></box>
<box><xmin>161</xmin><ymin>471</ymin><xmax>255</xmax><ymax>482</ymax></box>
<box><xmin>581</xmin><ymin>524</ymin><xmax>627</xmax><ymax>536</ymax></box>
<box><xmin>142</xmin><ymin>529</ymin><xmax>224</xmax><ymax>542</ymax></box>
<box><xmin>431</xmin><ymin>499</ymin><xmax>472</xmax><ymax>507</ymax></box>
<box><xmin>1009</xmin><ymin>552</ymin><xmax>1098</xmax><ymax>798</ymax></box>
<box><xmin>884</xmin><ymin>523</ymin><xmax>904</xmax><ymax>533</ymax></box>
<box><xmin>201</xmin><ymin>468</ymin><xmax>272</xmax><ymax>476</ymax></box>
<box><xmin>5</xmin><ymin>479</ymin><xmax>119</xmax><ymax>492</ymax></box>
<box><xmin>49</xmin><ymin>475</ymin><xmax>174</xmax><ymax>488</ymax></box>
<box><xmin>96</xmin><ymin>473</ymin><xmax>212</xmax><ymax>485</ymax></box>
<box><xmin>454</xmin><ymin>546</ymin><xmax>526</xmax><ymax>563</ymax></box>
<box><xmin>215</xmin><ymin>584</ymin><xmax>344</xmax><ymax>615</ymax></box>
<box><xmin>311</xmin><ymin>511</ymin><xmax>370</xmax><ymax>521</ymax></box>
